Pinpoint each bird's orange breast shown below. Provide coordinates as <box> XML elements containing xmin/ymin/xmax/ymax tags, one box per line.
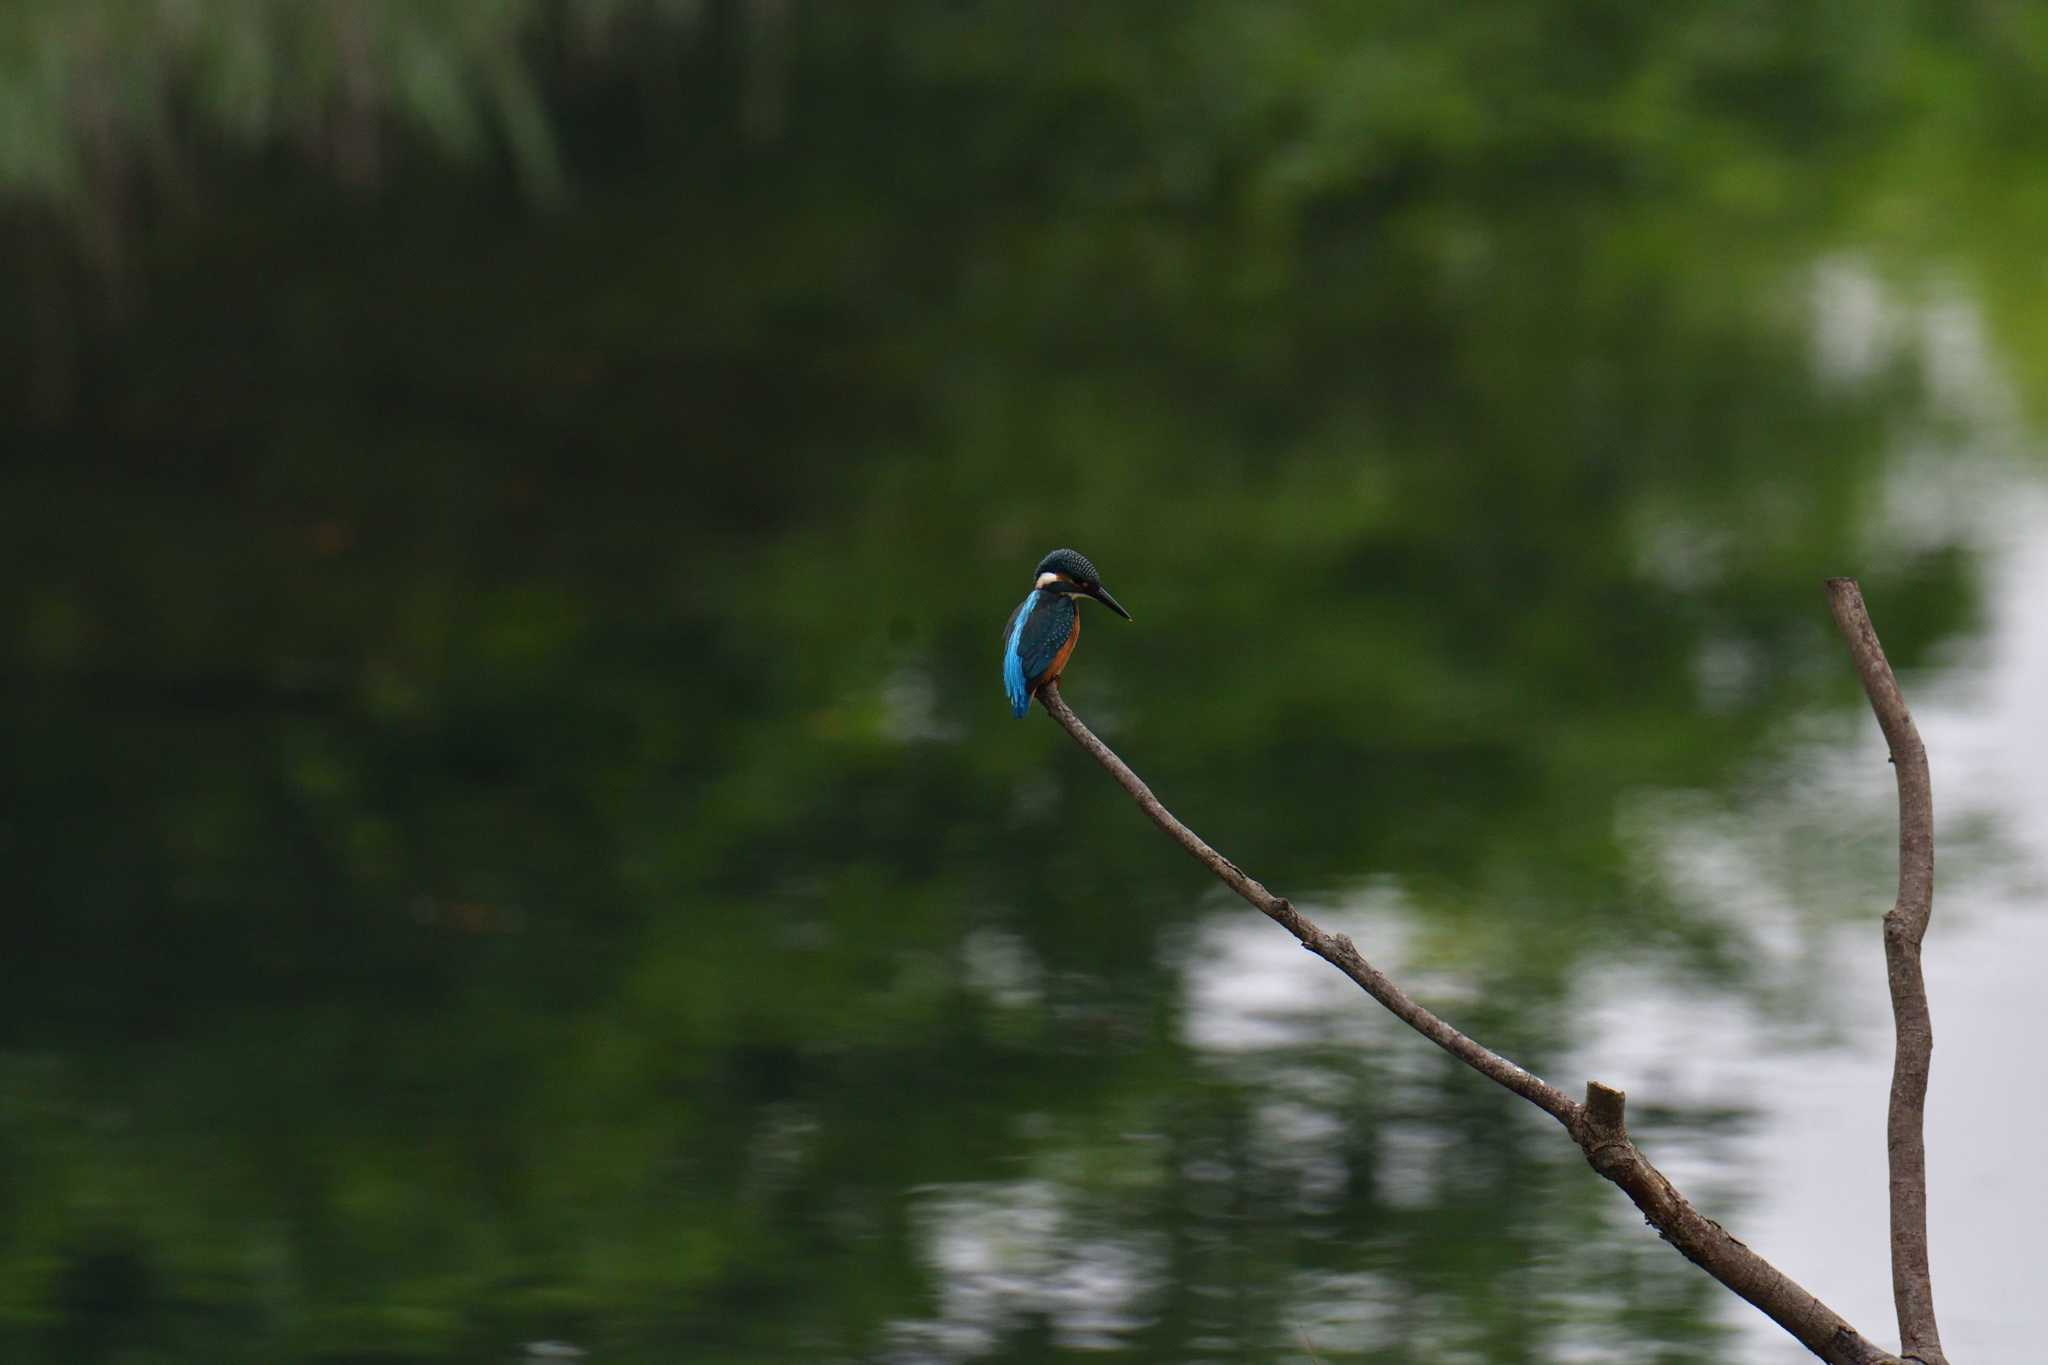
<box><xmin>1040</xmin><ymin>612</ymin><xmax>1080</xmax><ymax>687</ymax></box>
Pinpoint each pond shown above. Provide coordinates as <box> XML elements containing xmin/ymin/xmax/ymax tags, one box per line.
<box><xmin>2</xmin><ymin>7</ymin><xmax>2043</xmax><ymax>1362</ymax></box>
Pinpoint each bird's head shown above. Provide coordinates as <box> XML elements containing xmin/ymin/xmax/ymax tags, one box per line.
<box><xmin>1032</xmin><ymin>548</ymin><xmax>1132</xmax><ymax>620</ymax></box>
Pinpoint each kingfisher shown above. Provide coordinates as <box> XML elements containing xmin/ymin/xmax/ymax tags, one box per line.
<box><xmin>1001</xmin><ymin>548</ymin><xmax>1131</xmax><ymax>717</ymax></box>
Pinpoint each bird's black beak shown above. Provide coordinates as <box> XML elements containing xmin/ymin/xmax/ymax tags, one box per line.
<box><xmin>1087</xmin><ymin>583</ymin><xmax>1132</xmax><ymax>621</ymax></box>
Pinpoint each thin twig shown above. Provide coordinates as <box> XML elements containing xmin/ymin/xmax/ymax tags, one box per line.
<box><xmin>1036</xmin><ymin>679</ymin><xmax>1901</xmax><ymax>1365</ymax></box>
<box><xmin>1825</xmin><ymin>578</ymin><xmax>1946</xmax><ymax>1365</ymax></box>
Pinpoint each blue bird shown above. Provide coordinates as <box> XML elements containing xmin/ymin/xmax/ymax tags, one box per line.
<box><xmin>1001</xmin><ymin>548</ymin><xmax>1132</xmax><ymax>717</ymax></box>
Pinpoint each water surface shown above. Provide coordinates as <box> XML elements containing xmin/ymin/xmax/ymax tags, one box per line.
<box><xmin>3</xmin><ymin>8</ymin><xmax>2044</xmax><ymax>1362</ymax></box>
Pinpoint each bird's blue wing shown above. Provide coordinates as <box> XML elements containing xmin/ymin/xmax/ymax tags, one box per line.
<box><xmin>1002</xmin><ymin>591</ymin><xmax>1076</xmax><ymax>718</ymax></box>
<box><xmin>1002</xmin><ymin>591</ymin><xmax>1036</xmax><ymax>717</ymax></box>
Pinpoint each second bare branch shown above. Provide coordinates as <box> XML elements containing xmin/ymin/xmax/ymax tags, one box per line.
<box><xmin>1825</xmin><ymin>577</ymin><xmax>1945</xmax><ymax>1365</ymax></box>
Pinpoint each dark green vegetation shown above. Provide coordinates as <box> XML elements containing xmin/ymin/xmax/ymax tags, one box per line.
<box><xmin>1</xmin><ymin>4</ymin><xmax>2039</xmax><ymax>1361</ymax></box>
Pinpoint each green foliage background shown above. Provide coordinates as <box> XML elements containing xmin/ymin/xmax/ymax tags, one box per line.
<box><xmin>1</xmin><ymin>3</ymin><xmax>2039</xmax><ymax>1361</ymax></box>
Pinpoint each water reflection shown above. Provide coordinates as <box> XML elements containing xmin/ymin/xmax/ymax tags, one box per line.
<box><xmin>4</xmin><ymin>7</ymin><xmax>2046</xmax><ymax>1362</ymax></box>
<box><xmin>893</xmin><ymin>1181</ymin><xmax>1156</xmax><ymax>1358</ymax></box>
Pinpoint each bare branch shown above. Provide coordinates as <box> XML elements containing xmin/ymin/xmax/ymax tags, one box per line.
<box><xmin>1036</xmin><ymin>679</ymin><xmax>1902</xmax><ymax>1365</ymax></box>
<box><xmin>1036</xmin><ymin>682</ymin><xmax>1575</xmax><ymax>1118</ymax></box>
<box><xmin>1825</xmin><ymin>578</ymin><xmax>1946</xmax><ymax>1365</ymax></box>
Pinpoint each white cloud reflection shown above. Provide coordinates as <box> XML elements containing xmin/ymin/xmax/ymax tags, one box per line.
<box><xmin>887</xmin><ymin>1180</ymin><xmax>1157</xmax><ymax>1362</ymax></box>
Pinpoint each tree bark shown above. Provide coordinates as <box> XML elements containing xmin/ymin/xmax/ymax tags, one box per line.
<box><xmin>1825</xmin><ymin>578</ymin><xmax>1946</xmax><ymax>1365</ymax></box>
